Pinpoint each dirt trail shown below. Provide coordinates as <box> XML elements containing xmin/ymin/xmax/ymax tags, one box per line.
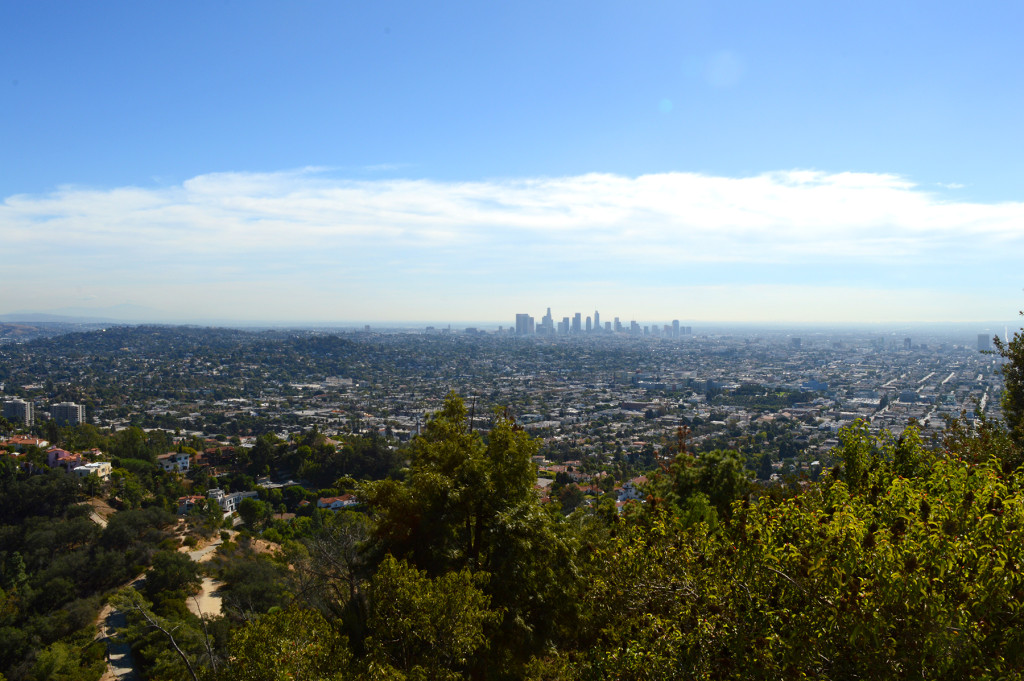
<box><xmin>95</xmin><ymin>576</ymin><xmax>146</xmax><ymax>681</ymax></box>
<box><xmin>188</xmin><ymin>577</ymin><xmax>224</xmax><ymax>617</ymax></box>
<box><xmin>98</xmin><ymin>529</ymin><xmax>237</xmax><ymax>679</ymax></box>
<box><xmin>86</xmin><ymin>497</ymin><xmax>117</xmax><ymax>528</ymax></box>
<box><xmin>98</xmin><ymin>606</ymin><xmax>139</xmax><ymax>681</ymax></box>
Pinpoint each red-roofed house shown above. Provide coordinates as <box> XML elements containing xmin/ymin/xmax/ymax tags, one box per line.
<box><xmin>617</xmin><ymin>476</ymin><xmax>649</xmax><ymax>503</ymax></box>
<box><xmin>177</xmin><ymin>495</ymin><xmax>207</xmax><ymax>514</ymax></box>
<box><xmin>47</xmin><ymin>448</ymin><xmax>83</xmax><ymax>472</ymax></box>
<box><xmin>3</xmin><ymin>436</ymin><xmax>49</xmax><ymax>451</ymax></box>
<box><xmin>317</xmin><ymin>495</ymin><xmax>357</xmax><ymax>511</ymax></box>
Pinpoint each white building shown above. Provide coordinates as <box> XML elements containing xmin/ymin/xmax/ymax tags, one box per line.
<box><xmin>51</xmin><ymin>402</ymin><xmax>85</xmax><ymax>426</ymax></box>
<box><xmin>207</xmin><ymin>488</ymin><xmax>259</xmax><ymax>514</ymax></box>
<box><xmin>617</xmin><ymin>476</ymin><xmax>649</xmax><ymax>502</ymax></box>
<box><xmin>73</xmin><ymin>461</ymin><xmax>112</xmax><ymax>481</ymax></box>
<box><xmin>3</xmin><ymin>399</ymin><xmax>34</xmax><ymax>426</ymax></box>
<box><xmin>157</xmin><ymin>451</ymin><xmax>190</xmax><ymax>472</ymax></box>
<box><xmin>317</xmin><ymin>494</ymin><xmax>358</xmax><ymax>510</ymax></box>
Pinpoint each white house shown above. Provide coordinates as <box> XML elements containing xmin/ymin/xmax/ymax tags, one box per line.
<box><xmin>617</xmin><ymin>476</ymin><xmax>649</xmax><ymax>503</ymax></box>
<box><xmin>157</xmin><ymin>451</ymin><xmax>191</xmax><ymax>472</ymax></box>
<box><xmin>317</xmin><ymin>494</ymin><xmax>358</xmax><ymax>511</ymax></box>
<box><xmin>207</xmin><ymin>488</ymin><xmax>259</xmax><ymax>515</ymax></box>
<box><xmin>72</xmin><ymin>461</ymin><xmax>112</xmax><ymax>481</ymax></box>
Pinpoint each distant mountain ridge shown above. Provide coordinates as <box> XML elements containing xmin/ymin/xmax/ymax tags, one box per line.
<box><xmin>0</xmin><ymin>303</ymin><xmax>162</xmax><ymax>324</ymax></box>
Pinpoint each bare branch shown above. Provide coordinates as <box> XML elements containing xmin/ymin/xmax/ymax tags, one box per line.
<box><xmin>115</xmin><ymin>588</ymin><xmax>201</xmax><ymax>681</ymax></box>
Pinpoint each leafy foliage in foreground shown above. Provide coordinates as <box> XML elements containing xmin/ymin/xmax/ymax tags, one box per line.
<box><xmin>11</xmin><ymin>384</ymin><xmax>1024</xmax><ymax>679</ymax></box>
<box><xmin>172</xmin><ymin>394</ymin><xmax>1024</xmax><ymax>681</ymax></box>
<box><xmin>578</xmin><ymin>424</ymin><xmax>1024</xmax><ymax>679</ymax></box>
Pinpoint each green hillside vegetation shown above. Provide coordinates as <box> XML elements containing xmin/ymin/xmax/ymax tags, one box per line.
<box><xmin>114</xmin><ymin>399</ymin><xmax>1024</xmax><ymax>679</ymax></box>
<box><xmin>0</xmin><ymin>464</ymin><xmax>179</xmax><ymax>681</ymax></box>
<box><xmin>2</xmin><ymin>320</ymin><xmax>1023</xmax><ymax>680</ymax></box>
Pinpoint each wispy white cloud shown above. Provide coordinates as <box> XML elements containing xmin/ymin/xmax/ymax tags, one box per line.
<box><xmin>1</xmin><ymin>168</ymin><xmax>1021</xmax><ymax>321</ymax></box>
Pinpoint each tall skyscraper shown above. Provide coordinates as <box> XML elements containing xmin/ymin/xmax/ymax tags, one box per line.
<box><xmin>51</xmin><ymin>401</ymin><xmax>85</xmax><ymax>426</ymax></box>
<box><xmin>537</xmin><ymin>307</ymin><xmax>554</xmax><ymax>335</ymax></box>
<box><xmin>3</xmin><ymin>398</ymin><xmax>34</xmax><ymax>426</ymax></box>
<box><xmin>593</xmin><ymin>310</ymin><xmax>600</xmax><ymax>331</ymax></box>
<box><xmin>586</xmin><ymin>316</ymin><xmax>592</xmax><ymax>332</ymax></box>
<box><xmin>572</xmin><ymin>312</ymin><xmax>582</xmax><ymax>333</ymax></box>
<box><xmin>515</xmin><ymin>314</ymin><xmax>534</xmax><ymax>336</ymax></box>
<box><xmin>978</xmin><ymin>334</ymin><xmax>992</xmax><ymax>352</ymax></box>
<box><xmin>672</xmin><ymin>320</ymin><xmax>680</xmax><ymax>338</ymax></box>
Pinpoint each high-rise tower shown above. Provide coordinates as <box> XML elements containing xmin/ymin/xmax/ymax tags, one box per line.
<box><xmin>51</xmin><ymin>401</ymin><xmax>85</xmax><ymax>426</ymax></box>
<box><xmin>539</xmin><ymin>307</ymin><xmax>555</xmax><ymax>335</ymax></box>
<box><xmin>2</xmin><ymin>398</ymin><xmax>34</xmax><ymax>426</ymax></box>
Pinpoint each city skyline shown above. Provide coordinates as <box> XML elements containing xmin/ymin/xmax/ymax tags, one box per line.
<box><xmin>3</xmin><ymin>2</ymin><xmax>1024</xmax><ymax>324</ymax></box>
<box><xmin>514</xmin><ymin>308</ymin><xmax>692</xmax><ymax>337</ymax></box>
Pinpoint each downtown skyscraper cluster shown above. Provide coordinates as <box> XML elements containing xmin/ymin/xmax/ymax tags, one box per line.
<box><xmin>515</xmin><ymin>308</ymin><xmax>691</xmax><ymax>338</ymax></box>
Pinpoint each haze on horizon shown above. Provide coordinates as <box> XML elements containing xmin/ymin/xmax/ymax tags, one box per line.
<box><xmin>3</xmin><ymin>2</ymin><xmax>1023</xmax><ymax>325</ymax></box>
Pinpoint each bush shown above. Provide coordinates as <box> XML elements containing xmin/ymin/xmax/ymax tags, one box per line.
<box><xmin>145</xmin><ymin>550</ymin><xmax>201</xmax><ymax>600</ymax></box>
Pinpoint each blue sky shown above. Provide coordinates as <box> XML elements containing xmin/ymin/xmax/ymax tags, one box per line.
<box><xmin>2</xmin><ymin>1</ymin><xmax>1023</xmax><ymax>325</ymax></box>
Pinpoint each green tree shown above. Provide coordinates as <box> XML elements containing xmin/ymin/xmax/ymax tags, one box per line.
<box><xmin>111</xmin><ymin>587</ymin><xmax>206</xmax><ymax>681</ymax></box>
<box><xmin>558</xmin><ymin>485</ymin><xmax>585</xmax><ymax>513</ymax></box>
<box><xmin>237</xmin><ymin>497</ymin><xmax>268</xmax><ymax>528</ymax></box>
<box><xmin>220</xmin><ymin>607</ymin><xmax>351</xmax><ymax>681</ymax></box>
<box><xmin>361</xmin><ymin>394</ymin><xmax>584</xmax><ymax>676</ymax></box>
<box><xmin>29</xmin><ymin>641</ymin><xmax>104</xmax><ymax>681</ymax></box>
<box><xmin>64</xmin><ymin>423</ymin><xmax>104</xmax><ymax>452</ymax></box>
<box><xmin>110</xmin><ymin>426</ymin><xmax>149</xmax><ymax>461</ymax></box>
<box><xmin>218</xmin><ymin>552</ymin><xmax>293</xmax><ymax>617</ymax></box>
<box><xmin>145</xmin><ymin>550</ymin><xmax>201</xmax><ymax>600</ymax></box>
<box><xmin>995</xmin><ymin>316</ymin><xmax>1024</xmax><ymax>447</ymax></box>
<box><xmin>119</xmin><ymin>476</ymin><xmax>146</xmax><ymax>509</ymax></box>
<box><xmin>579</xmin><ymin>451</ymin><xmax>1024</xmax><ymax>679</ymax></box>
<box><xmin>943</xmin><ymin>410</ymin><xmax>1021</xmax><ymax>470</ymax></box>
<box><xmin>837</xmin><ymin>419</ymin><xmax>875</xmax><ymax>492</ymax></box>
<box><xmin>668</xmin><ymin>448</ymin><xmax>750</xmax><ymax>521</ymax></box>
<box><xmin>367</xmin><ymin>555</ymin><xmax>495</xmax><ymax>680</ymax></box>
<box><xmin>249</xmin><ymin>434</ymin><xmax>278</xmax><ymax>476</ymax></box>
<box><xmin>891</xmin><ymin>420</ymin><xmax>929</xmax><ymax>478</ymax></box>
<box><xmin>43</xmin><ymin>420</ymin><xmax>61</xmax><ymax>447</ymax></box>
<box><xmin>362</xmin><ymin>394</ymin><xmax>538</xmax><ymax>574</ymax></box>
